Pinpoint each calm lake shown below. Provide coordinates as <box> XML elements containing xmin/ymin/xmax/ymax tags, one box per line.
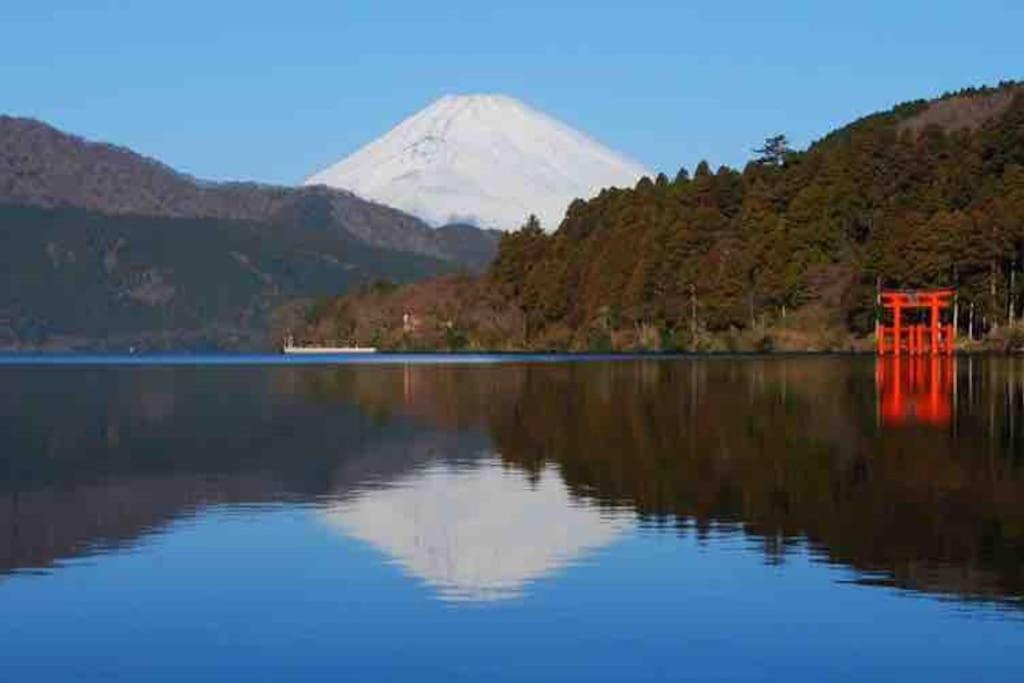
<box><xmin>1</xmin><ymin>355</ymin><xmax>1022</xmax><ymax>681</ymax></box>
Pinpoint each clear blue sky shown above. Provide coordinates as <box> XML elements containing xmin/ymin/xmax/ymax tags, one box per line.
<box><xmin>3</xmin><ymin>1</ymin><xmax>1020</xmax><ymax>185</ymax></box>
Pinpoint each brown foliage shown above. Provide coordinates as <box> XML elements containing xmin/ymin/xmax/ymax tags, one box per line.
<box><xmin>302</xmin><ymin>274</ymin><xmax>527</xmax><ymax>351</ymax></box>
<box><xmin>305</xmin><ymin>82</ymin><xmax>1024</xmax><ymax>351</ymax></box>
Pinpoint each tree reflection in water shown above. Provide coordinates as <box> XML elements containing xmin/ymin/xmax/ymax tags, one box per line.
<box><xmin>316</xmin><ymin>358</ymin><xmax>1024</xmax><ymax>606</ymax></box>
<box><xmin>1</xmin><ymin>358</ymin><xmax>1022</xmax><ymax>608</ymax></box>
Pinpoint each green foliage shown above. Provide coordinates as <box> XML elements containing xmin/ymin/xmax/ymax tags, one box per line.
<box><xmin>587</xmin><ymin>327</ymin><xmax>613</xmax><ymax>352</ymax></box>
<box><xmin>300</xmin><ymin>82</ymin><xmax>1024</xmax><ymax>353</ymax></box>
<box><xmin>444</xmin><ymin>324</ymin><xmax>469</xmax><ymax>351</ymax></box>
<box><xmin>305</xmin><ymin>297</ymin><xmax>331</xmax><ymax>324</ymax></box>
<box><xmin>1000</xmin><ymin>321</ymin><xmax>1024</xmax><ymax>352</ymax></box>
<box><xmin>0</xmin><ymin>204</ymin><xmax>452</xmax><ymax>350</ymax></box>
<box><xmin>753</xmin><ymin>134</ymin><xmax>794</xmax><ymax>166</ymax></box>
<box><xmin>363</xmin><ymin>279</ymin><xmax>399</xmax><ymax>296</ymax></box>
<box><xmin>481</xmin><ymin>83</ymin><xmax>1024</xmax><ymax>348</ymax></box>
<box><xmin>754</xmin><ymin>333</ymin><xmax>775</xmax><ymax>353</ymax></box>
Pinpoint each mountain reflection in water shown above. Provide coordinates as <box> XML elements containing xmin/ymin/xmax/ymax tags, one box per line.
<box><xmin>321</xmin><ymin>461</ymin><xmax>632</xmax><ymax>602</ymax></box>
<box><xmin>1</xmin><ymin>357</ymin><xmax>1022</xmax><ymax>608</ymax></box>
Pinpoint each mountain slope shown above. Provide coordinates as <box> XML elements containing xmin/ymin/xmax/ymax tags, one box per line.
<box><xmin>0</xmin><ymin>203</ymin><xmax>450</xmax><ymax>350</ymax></box>
<box><xmin>306</xmin><ymin>94</ymin><xmax>651</xmax><ymax>230</ymax></box>
<box><xmin>0</xmin><ymin>116</ymin><xmax>500</xmax><ymax>350</ymax></box>
<box><xmin>301</xmin><ymin>82</ymin><xmax>1024</xmax><ymax>351</ymax></box>
<box><xmin>0</xmin><ymin>115</ymin><xmax>498</xmax><ymax>266</ymax></box>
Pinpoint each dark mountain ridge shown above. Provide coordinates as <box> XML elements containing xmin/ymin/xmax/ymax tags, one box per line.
<box><xmin>0</xmin><ymin>116</ymin><xmax>502</xmax><ymax>350</ymax></box>
<box><xmin>0</xmin><ymin>115</ymin><xmax>499</xmax><ymax>266</ymax></box>
<box><xmin>0</xmin><ymin>203</ymin><xmax>453</xmax><ymax>350</ymax></box>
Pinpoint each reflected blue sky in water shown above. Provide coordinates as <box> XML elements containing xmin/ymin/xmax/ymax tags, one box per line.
<box><xmin>2</xmin><ymin>499</ymin><xmax>1020</xmax><ymax>682</ymax></box>
<box><xmin>1</xmin><ymin>358</ymin><xmax>1023</xmax><ymax>681</ymax></box>
<box><xmin>319</xmin><ymin>460</ymin><xmax>634</xmax><ymax>602</ymax></box>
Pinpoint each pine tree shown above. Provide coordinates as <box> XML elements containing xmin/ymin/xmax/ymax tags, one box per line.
<box><xmin>753</xmin><ymin>134</ymin><xmax>793</xmax><ymax>166</ymax></box>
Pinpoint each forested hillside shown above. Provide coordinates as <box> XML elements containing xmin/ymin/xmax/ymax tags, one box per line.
<box><xmin>0</xmin><ymin>204</ymin><xmax>449</xmax><ymax>350</ymax></box>
<box><xmin>0</xmin><ymin>116</ymin><xmax>501</xmax><ymax>350</ymax></box>
<box><xmin>0</xmin><ymin>116</ymin><xmax>500</xmax><ymax>265</ymax></box>
<box><xmin>303</xmin><ymin>81</ymin><xmax>1024</xmax><ymax>351</ymax></box>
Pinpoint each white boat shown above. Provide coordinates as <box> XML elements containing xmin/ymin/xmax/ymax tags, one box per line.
<box><xmin>283</xmin><ymin>345</ymin><xmax>377</xmax><ymax>354</ymax></box>
<box><xmin>282</xmin><ymin>336</ymin><xmax>377</xmax><ymax>354</ymax></box>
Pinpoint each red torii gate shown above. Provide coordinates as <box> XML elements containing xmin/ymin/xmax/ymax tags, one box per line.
<box><xmin>877</xmin><ymin>289</ymin><xmax>955</xmax><ymax>356</ymax></box>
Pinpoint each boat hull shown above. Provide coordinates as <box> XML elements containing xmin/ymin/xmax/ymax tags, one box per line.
<box><xmin>282</xmin><ymin>346</ymin><xmax>378</xmax><ymax>354</ymax></box>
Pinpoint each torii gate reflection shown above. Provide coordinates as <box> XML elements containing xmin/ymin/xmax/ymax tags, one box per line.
<box><xmin>876</xmin><ymin>356</ymin><xmax>956</xmax><ymax>427</ymax></box>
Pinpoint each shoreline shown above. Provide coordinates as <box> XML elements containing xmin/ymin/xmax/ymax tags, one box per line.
<box><xmin>0</xmin><ymin>349</ymin><xmax>1005</xmax><ymax>367</ymax></box>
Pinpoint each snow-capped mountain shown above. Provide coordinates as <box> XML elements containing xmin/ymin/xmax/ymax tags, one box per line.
<box><xmin>305</xmin><ymin>94</ymin><xmax>652</xmax><ymax>231</ymax></box>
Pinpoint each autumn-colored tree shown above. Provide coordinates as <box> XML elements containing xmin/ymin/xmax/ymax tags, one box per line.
<box><xmin>306</xmin><ymin>82</ymin><xmax>1024</xmax><ymax>350</ymax></box>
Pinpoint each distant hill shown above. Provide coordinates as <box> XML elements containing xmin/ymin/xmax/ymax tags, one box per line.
<box><xmin>301</xmin><ymin>81</ymin><xmax>1024</xmax><ymax>352</ymax></box>
<box><xmin>432</xmin><ymin>223</ymin><xmax>507</xmax><ymax>271</ymax></box>
<box><xmin>0</xmin><ymin>116</ymin><xmax>499</xmax><ymax>265</ymax></box>
<box><xmin>0</xmin><ymin>116</ymin><xmax>500</xmax><ymax>350</ymax></box>
<box><xmin>0</xmin><ymin>203</ymin><xmax>453</xmax><ymax>350</ymax></box>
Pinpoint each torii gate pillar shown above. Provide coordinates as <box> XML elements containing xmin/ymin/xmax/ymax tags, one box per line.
<box><xmin>878</xmin><ymin>289</ymin><xmax>955</xmax><ymax>356</ymax></box>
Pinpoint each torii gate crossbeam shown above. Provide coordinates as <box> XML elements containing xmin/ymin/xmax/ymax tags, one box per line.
<box><xmin>877</xmin><ymin>289</ymin><xmax>955</xmax><ymax>356</ymax></box>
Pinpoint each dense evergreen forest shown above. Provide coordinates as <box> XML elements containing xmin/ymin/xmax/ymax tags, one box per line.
<box><xmin>303</xmin><ymin>81</ymin><xmax>1024</xmax><ymax>351</ymax></box>
<box><xmin>0</xmin><ymin>204</ymin><xmax>451</xmax><ymax>350</ymax></box>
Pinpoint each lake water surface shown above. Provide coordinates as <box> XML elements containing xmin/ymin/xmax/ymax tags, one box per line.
<box><xmin>1</xmin><ymin>355</ymin><xmax>1022</xmax><ymax>681</ymax></box>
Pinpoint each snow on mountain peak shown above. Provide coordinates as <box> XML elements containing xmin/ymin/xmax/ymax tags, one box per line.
<box><xmin>305</xmin><ymin>94</ymin><xmax>652</xmax><ymax>230</ymax></box>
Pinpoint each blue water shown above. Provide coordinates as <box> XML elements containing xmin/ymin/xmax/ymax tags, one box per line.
<box><xmin>3</xmin><ymin>505</ymin><xmax>1020</xmax><ymax>682</ymax></box>
<box><xmin>0</xmin><ymin>357</ymin><xmax>1021</xmax><ymax>681</ymax></box>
